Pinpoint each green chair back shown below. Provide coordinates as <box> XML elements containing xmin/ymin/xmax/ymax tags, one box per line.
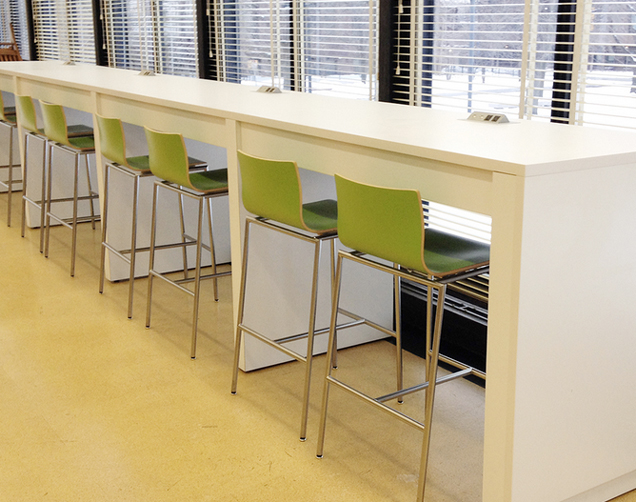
<box><xmin>335</xmin><ymin>174</ymin><xmax>428</xmax><ymax>274</ymax></box>
<box><xmin>16</xmin><ymin>95</ymin><xmax>39</xmax><ymax>133</ymax></box>
<box><xmin>96</xmin><ymin>114</ymin><xmax>129</xmax><ymax>167</ymax></box>
<box><xmin>237</xmin><ymin>150</ymin><xmax>306</xmax><ymax>231</ymax></box>
<box><xmin>144</xmin><ymin>127</ymin><xmax>192</xmax><ymax>188</ymax></box>
<box><xmin>0</xmin><ymin>92</ymin><xmax>9</xmax><ymax>122</ymax></box>
<box><xmin>40</xmin><ymin>101</ymin><xmax>70</xmax><ymax>146</ymax></box>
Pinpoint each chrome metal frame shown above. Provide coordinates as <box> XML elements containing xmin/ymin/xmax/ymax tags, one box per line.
<box><xmin>20</xmin><ymin>130</ymin><xmax>48</xmax><ymax>252</ymax></box>
<box><xmin>231</xmin><ymin>216</ymin><xmax>365</xmax><ymax>442</ymax></box>
<box><xmin>316</xmin><ymin>249</ymin><xmax>488</xmax><ymax>502</ymax></box>
<box><xmin>0</xmin><ymin>117</ymin><xmax>19</xmax><ymax>226</ymax></box>
<box><xmin>98</xmin><ymin>161</ymin><xmax>154</xmax><ymax>319</ymax></box>
<box><xmin>145</xmin><ymin>179</ymin><xmax>231</xmax><ymax>359</ymax></box>
<box><xmin>44</xmin><ymin>141</ymin><xmax>100</xmax><ymax>277</ymax></box>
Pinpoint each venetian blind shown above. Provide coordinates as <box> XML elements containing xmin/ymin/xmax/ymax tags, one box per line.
<box><xmin>393</xmin><ymin>0</ymin><xmax>526</xmax><ymax>111</ymax></box>
<box><xmin>32</xmin><ymin>0</ymin><xmax>96</xmax><ymax>63</ymax></box>
<box><xmin>573</xmin><ymin>0</ymin><xmax>636</xmax><ymax>129</ymax></box>
<box><xmin>101</xmin><ymin>0</ymin><xmax>198</xmax><ymax>77</ymax></box>
<box><xmin>397</xmin><ymin>0</ymin><xmax>636</xmax><ymax>130</ymax></box>
<box><xmin>208</xmin><ymin>0</ymin><xmax>377</xmax><ymax>99</ymax></box>
<box><xmin>0</xmin><ymin>0</ymin><xmax>29</xmax><ymax>59</ymax></box>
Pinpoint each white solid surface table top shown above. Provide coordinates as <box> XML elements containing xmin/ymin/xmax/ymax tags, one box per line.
<box><xmin>3</xmin><ymin>60</ymin><xmax>636</xmax><ymax>177</ymax></box>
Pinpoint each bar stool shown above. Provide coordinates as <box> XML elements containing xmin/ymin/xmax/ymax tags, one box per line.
<box><xmin>96</xmin><ymin>115</ymin><xmax>207</xmax><ymax>319</ymax></box>
<box><xmin>18</xmin><ymin>95</ymin><xmax>48</xmax><ymax>251</ymax></box>
<box><xmin>316</xmin><ymin>175</ymin><xmax>490</xmax><ymax>502</ymax></box>
<box><xmin>144</xmin><ymin>127</ymin><xmax>230</xmax><ymax>358</ymax></box>
<box><xmin>0</xmin><ymin>92</ymin><xmax>18</xmax><ymax>226</ymax></box>
<box><xmin>18</xmin><ymin>96</ymin><xmax>92</xmax><ymax>252</ymax></box>
<box><xmin>231</xmin><ymin>151</ymin><xmax>351</xmax><ymax>442</ymax></box>
<box><xmin>40</xmin><ymin>101</ymin><xmax>99</xmax><ymax>277</ymax></box>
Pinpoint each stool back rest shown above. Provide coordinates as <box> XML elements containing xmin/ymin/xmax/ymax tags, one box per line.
<box><xmin>40</xmin><ymin>102</ymin><xmax>70</xmax><ymax>146</ymax></box>
<box><xmin>16</xmin><ymin>95</ymin><xmax>38</xmax><ymax>133</ymax></box>
<box><xmin>237</xmin><ymin>150</ymin><xmax>305</xmax><ymax>230</ymax></box>
<box><xmin>334</xmin><ymin>174</ymin><xmax>428</xmax><ymax>274</ymax></box>
<box><xmin>96</xmin><ymin>115</ymin><xmax>129</xmax><ymax>167</ymax></box>
<box><xmin>0</xmin><ymin>92</ymin><xmax>7</xmax><ymax>122</ymax></box>
<box><xmin>144</xmin><ymin>127</ymin><xmax>192</xmax><ymax>188</ymax></box>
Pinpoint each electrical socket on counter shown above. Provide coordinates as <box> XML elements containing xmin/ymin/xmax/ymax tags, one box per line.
<box><xmin>467</xmin><ymin>111</ymin><xmax>509</xmax><ymax>123</ymax></box>
<box><xmin>257</xmin><ymin>86</ymin><xmax>282</xmax><ymax>94</ymax></box>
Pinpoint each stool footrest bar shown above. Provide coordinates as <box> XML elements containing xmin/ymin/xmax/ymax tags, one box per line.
<box><xmin>239</xmin><ymin>324</ymin><xmax>308</xmax><ymax>363</ymax></box>
<box><xmin>376</xmin><ymin>367</ymin><xmax>472</xmax><ymax>403</ymax></box>
<box><xmin>327</xmin><ymin>375</ymin><xmax>426</xmax><ymax>430</ymax></box>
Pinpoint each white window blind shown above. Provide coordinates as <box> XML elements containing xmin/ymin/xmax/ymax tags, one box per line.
<box><xmin>398</xmin><ymin>0</ymin><xmax>636</xmax><ymax>130</ymax></box>
<box><xmin>209</xmin><ymin>0</ymin><xmax>377</xmax><ymax>99</ymax></box>
<box><xmin>208</xmin><ymin>0</ymin><xmax>293</xmax><ymax>87</ymax></box>
<box><xmin>298</xmin><ymin>0</ymin><xmax>377</xmax><ymax>99</ymax></box>
<box><xmin>574</xmin><ymin>0</ymin><xmax>636</xmax><ymax>129</ymax></box>
<box><xmin>101</xmin><ymin>0</ymin><xmax>198</xmax><ymax>77</ymax></box>
<box><xmin>10</xmin><ymin>0</ymin><xmax>29</xmax><ymax>59</ymax></box>
<box><xmin>32</xmin><ymin>0</ymin><xmax>96</xmax><ymax>63</ymax></box>
<box><xmin>0</xmin><ymin>0</ymin><xmax>29</xmax><ymax>59</ymax></box>
<box><xmin>394</xmin><ymin>0</ymin><xmax>526</xmax><ymax>111</ymax></box>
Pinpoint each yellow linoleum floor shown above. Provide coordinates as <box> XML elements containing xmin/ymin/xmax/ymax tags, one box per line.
<box><xmin>0</xmin><ymin>193</ymin><xmax>634</xmax><ymax>502</ymax></box>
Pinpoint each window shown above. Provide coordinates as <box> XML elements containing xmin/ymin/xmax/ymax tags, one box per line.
<box><xmin>101</xmin><ymin>0</ymin><xmax>198</xmax><ymax>76</ymax></box>
<box><xmin>207</xmin><ymin>0</ymin><xmax>377</xmax><ymax>99</ymax></box>
<box><xmin>32</xmin><ymin>0</ymin><xmax>96</xmax><ymax>63</ymax></box>
<box><xmin>0</xmin><ymin>0</ymin><xmax>29</xmax><ymax>59</ymax></box>
<box><xmin>574</xmin><ymin>0</ymin><xmax>636</xmax><ymax>129</ymax></box>
<box><xmin>391</xmin><ymin>0</ymin><xmax>636</xmax><ymax>130</ymax></box>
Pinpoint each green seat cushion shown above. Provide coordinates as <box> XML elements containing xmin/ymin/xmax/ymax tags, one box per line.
<box><xmin>3</xmin><ymin>107</ymin><xmax>16</xmax><ymax>123</ymax></box>
<box><xmin>68</xmin><ymin>134</ymin><xmax>95</xmax><ymax>151</ymax></box>
<box><xmin>189</xmin><ymin>168</ymin><xmax>228</xmax><ymax>192</ymax></box>
<box><xmin>302</xmin><ymin>199</ymin><xmax>337</xmax><ymax>234</ymax></box>
<box><xmin>125</xmin><ymin>155</ymin><xmax>150</xmax><ymax>171</ymax></box>
<box><xmin>423</xmin><ymin>228</ymin><xmax>490</xmax><ymax>276</ymax></box>
<box><xmin>67</xmin><ymin>124</ymin><xmax>94</xmax><ymax>138</ymax></box>
<box><xmin>126</xmin><ymin>155</ymin><xmax>206</xmax><ymax>172</ymax></box>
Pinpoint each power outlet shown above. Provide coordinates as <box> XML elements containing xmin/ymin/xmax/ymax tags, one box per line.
<box><xmin>467</xmin><ymin>111</ymin><xmax>509</xmax><ymax>123</ymax></box>
<box><xmin>257</xmin><ymin>86</ymin><xmax>282</xmax><ymax>94</ymax></box>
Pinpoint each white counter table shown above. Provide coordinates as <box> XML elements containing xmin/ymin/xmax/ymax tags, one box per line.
<box><xmin>1</xmin><ymin>61</ymin><xmax>636</xmax><ymax>502</ymax></box>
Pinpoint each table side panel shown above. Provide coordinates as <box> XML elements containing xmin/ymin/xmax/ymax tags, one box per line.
<box><xmin>512</xmin><ymin>162</ymin><xmax>636</xmax><ymax>501</ymax></box>
<box><xmin>96</xmin><ymin>94</ymin><xmax>228</xmax><ymax>146</ymax></box>
<box><xmin>16</xmin><ymin>78</ymin><xmax>94</xmax><ymax>112</ymax></box>
<box><xmin>239</xmin><ymin>123</ymin><xmax>493</xmax><ymax>216</ymax></box>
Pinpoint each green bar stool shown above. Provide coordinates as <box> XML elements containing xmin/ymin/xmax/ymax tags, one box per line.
<box><xmin>97</xmin><ymin>115</ymin><xmax>208</xmax><ymax>319</ymax></box>
<box><xmin>231</xmin><ymin>151</ymin><xmax>349</xmax><ymax>442</ymax></box>
<box><xmin>316</xmin><ymin>175</ymin><xmax>490</xmax><ymax>502</ymax></box>
<box><xmin>17</xmin><ymin>95</ymin><xmax>48</xmax><ymax>251</ymax></box>
<box><xmin>18</xmin><ymin>96</ymin><xmax>92</xmax><ymax>252</ymax></box>
<box><xmin>40</xmin><ymin>101</ymin><xmax>99</xmax><ymax>277</ymax></box>
<box><xmin>144</xmin><ymin>127</ymin><xmax>230</xmax><ymax>358</ymax></box>
<box><xmin>0</xmin><ymin>92</ymin><xmax>18</xmax><ymax>226</ymax></box>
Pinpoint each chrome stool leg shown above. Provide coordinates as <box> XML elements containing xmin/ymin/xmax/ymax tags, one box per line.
<box><xmin>70</xmin><ymin>152</ymin><xmax>80</xmax><ymax>277</ymax></box>
<box><xmin>40</xmin><ymin>140</ymin><xmax>50</xmax><ymax>254</ymax></box>
<box><xmin>316</xmin><ymin>251</ymin><xmax>344</xmax><ymax>458</ymax></box>
<box><xmin>206</xmin><ymin>197</ymin><xmax>219</xmax><ymax>301</ymax></box>
<box><xmin>190</xmin><ymin>196</ymin><xmax>205</xmax><ymax>359</ymax></box>
<box><xmin>299</xmin><ymin>237</ymin><xmax>322</xmax><ymax>441</ymax></box>
<box><xmin>146</xmin><ymin>182</ymin><xmax>159</xmax><ymax>331</ymax></box>
<box><xmin>98</xmin><ymin>163</ymin><xmax>111</xmax><ymax>295</ymax></box>
<box><xmin>394</xmin><ymin>263</ymin><xmax>404</xmax><ymax>404</ymax></box>
<box><xmin>231</xmin><ymin>218</ymin><xmax>253</xmax><ymax>396</ymax></box>
<box><xmin>127</xmin><ymin>174</ymin><xmax>141</xmax><ymax>318</ymax></box>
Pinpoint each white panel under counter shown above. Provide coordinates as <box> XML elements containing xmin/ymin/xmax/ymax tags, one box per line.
<box><xmin>239</xmin><ymin>168</ymin><xmax>391</xmax><ymax>372</ymax></box>
<box><xmin>102</xmin><ymin>123</ymin><xmax>231</xmax><ymax>281</ymax></box>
